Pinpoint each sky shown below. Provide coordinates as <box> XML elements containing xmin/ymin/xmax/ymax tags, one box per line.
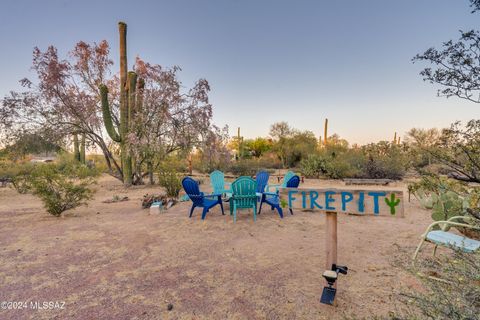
<box><xmin>0</xmin><ymin>0</ymin><xmax>478</xmax><ymax>145</ymax></box>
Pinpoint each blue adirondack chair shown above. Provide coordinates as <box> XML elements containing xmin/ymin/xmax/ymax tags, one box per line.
<box><xmin>255</xmin><ymin>171</ymin><xmax>270</xmax><ymax>198</ymax></box>
<box><xmin>210</xmin><ymin>170</ymin><xmax>231</xmax><ymax>196</ymax></box>
<box><xmin>259</xmin><ymin>175</ymin><xmax>301</xmax><ymax>218</ymax></box>
<box><xmin>182</xmin><ymin>177</ymin><xmax>224</xmax><ymax>220</ymax></box>
<box><xmin>266</xmin><ymin>170</ymin><xmax>296</xmax><ymax>192</ymax></box>
<box><xmin>230</xmin><ymin>177</ymin><xmax>258</xmax><ymax>223</ymax></box>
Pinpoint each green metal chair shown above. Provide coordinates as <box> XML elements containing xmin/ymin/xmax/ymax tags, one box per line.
<box><xmin>230</xmin><ymin>176</ymin><xmax>258</xmax><ymax>223</ymax></box>
<box><xmin>266</xmin><ymin>170</ymin><xmax>296</xmax><ymax>192</ymax></box>
<box><xmin>413</xmin><ymin>216</ymin><xmax>480</xmax><ymax>262</ymax></box>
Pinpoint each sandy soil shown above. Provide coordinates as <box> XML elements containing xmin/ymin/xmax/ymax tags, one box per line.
<box><xmin>0</xmin><ymin>175</ymin><xmax>439</xmax><ymax>319</ymax></box>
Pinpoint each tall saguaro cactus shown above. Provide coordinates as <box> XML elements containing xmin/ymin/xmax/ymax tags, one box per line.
<box><xmin>73</xmin><ymin>134</ymin><xmax>80</xmax><ymax>162</ymax></box>
<box><xmin>99</xmin><ymin>22</ymin><xmax>140</xmax><ymax>186</ymax></box>
<box><xmin>80</xmin><ymin>133</ymin><xmax>86</xmax><ymax>164</ymax></box>
<box><xmin>324</xmin><ymin>118</ymin><xmax>328</xmax><ymax>146</ymax></box>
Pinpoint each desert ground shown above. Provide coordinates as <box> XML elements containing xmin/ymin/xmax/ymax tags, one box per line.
<box><xmin>0</xmin><ymin>174</ymin><xmax>436</xmax><ymax>319</ymax></box>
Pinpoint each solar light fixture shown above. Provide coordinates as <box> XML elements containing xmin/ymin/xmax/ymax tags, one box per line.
<box><xmin>320</xmin><ymin>264</ymin><xmax>348</xmax><ymax>305</ymax></box>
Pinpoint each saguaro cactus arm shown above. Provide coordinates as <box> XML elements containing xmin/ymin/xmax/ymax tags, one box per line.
<box><xmin>136</xmin><ymin>78</ymin><xmax>145</xmax><ymax>112</ymax></box>
<box><xmin>127</xmin><ymin>71</ymin><xmax>137</xmax><ymax>125</ymax></box>
<box><xmin>100</xmin><ymin>84</ymin><xmax>121</xmax><ymax>142</ymax></box>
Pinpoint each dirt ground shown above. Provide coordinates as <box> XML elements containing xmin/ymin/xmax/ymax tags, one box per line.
<box><xmin>0</xmin><ymin>174</ymin><xmax>438</xmax><ymax>319</ymax></box>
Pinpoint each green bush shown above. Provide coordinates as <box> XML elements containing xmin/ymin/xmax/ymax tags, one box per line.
<box><xmin>300</xmin><ymin>151</ymin><xmax>360</xmax><ymax>179</ymax></box>
<box><xmin>0</xmin><ymin>162</ymin><xmax>36</xmax><ymax>193</ymax></box>
<box><xmin>158</xmin><ymin>167</ymin><xmax>182</xmax><ymax>198</ymax></box>
<box><xmin>300</xmin><ymin>154</ymin><xmax>327</xmax><ymax>178</ymax></box>
<box><xmin>30</xmin><ymin>164</ymin><xmax>95</xmax><ymax>216</ymax></box>
<box><xmin>227</xmin><ymin>157</ymin><xmax>279</xmax><ymax>176</ymax></box>
<box><xmin>360</xmin><ymin>142</ymin><xmax>408</xmax><ymax>180</ymax></box>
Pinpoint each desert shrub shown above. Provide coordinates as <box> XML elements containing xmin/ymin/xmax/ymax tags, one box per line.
<box><xmin>162</xmin><ymin>156</ymin><xmax>188</xmax><ymax>173</ymax></box>
<box><xmin>85</xmin><ymin>154</ymin><xmax>111</xmax><ymax>173</ymax></box>
<box><xmin>324</xmin><ymin>157</ymin><xmax>358</xmax><ymax>179</ymax></box>
<box><xmin>227</xmin><ymin>157</ymin><xmax>280</xmax><ymax>176</ymax></box>
<box><xmin>346</xmin><ymin>250</ymin><xmax>480</xmax><ymax>320</ymax></box>
<box><xmin>300</xmin><ymin>149</ymin><xmax>362</xmax><ymax>179</ymax></box>
<box><xmin>300</xmin><ymin>154</ymin><xmax>327</xmax><ymax>178</ymax></box>
<box><xmin>228</xmin><ymin>160</ymin><xmax>257</xmax><ymax>176</ymax></box>
<box><xmin>0</xmin><ymin>162</ymin><xmax>36</xmax><ymax>193</ymax></box>
<box><xmin>158</xmin><ymin>166</ymin><xmax>182</xmax><ymax>198</ymax></box>
<box><xmin>29</xmin><ymin>164</ymin><xmax>96</xmax><ymax>216</ymax></box>
<box><xmin>269</xmin><ymin>122</ymin><xmax>318</xmax><ymax>168</ymax></box>
<box><xmin>400</xmin><ymin>251</ymin><xmax>480</xmax><ymax>320</ymax></box>
<box><xmin>360</xmin><ymin>142</ymin><xmax>408</xmax><ymax>180</ymax></box>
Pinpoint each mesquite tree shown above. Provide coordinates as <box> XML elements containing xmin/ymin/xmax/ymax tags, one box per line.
<box><xmin>413</xmin><ymin>0</ymin><xmax>480</xmax><ymax>104</ymax></box>
<box><xmin>412</xmin><ymin>0</ymin><xmax>480</xmax><ymax>183</ymax></box>
<box><xmin>128</xmin><ymin>57</ymin><xmax>215</xmax><ymax>184</ymax></box>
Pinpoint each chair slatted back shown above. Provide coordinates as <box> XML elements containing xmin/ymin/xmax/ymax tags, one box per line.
<box><xmin>286</xmin><ymin>175</ymin><xmax>300</xmax><ymax>188</ymax></box>
<box><xmin>232</xmin><ymin>177</ymin><xmax>257</xmax><ymax>207</ymax></box>
<box><xmin>255</xmin><ymin>171</ymin><xmax>270</xmax><ymax>193</ymax></box>
<box><xmin>210</xmin><ymin>170</ymin><xmax>226</xmax><ymax>194</ymax></box>
<box><xmin>282</xmin><ymin>171</ymin><xmax>296</xmax><ymax>188</ymax></box>
<box><xmin>182</xmin><ymin>177</ymin><xmax>204</xmax><ymax>206</ymax></box>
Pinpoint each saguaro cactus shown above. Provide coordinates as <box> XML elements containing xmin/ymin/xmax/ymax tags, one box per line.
<box><xmin>99</xmin><ymin>22</ymin><xmax>140</xmax><ymax>186</ymax></box>
<box><xmin>80</xmin><ymin>133</ymin><xmax>86</xmax><ymax>164</ymax></box>
<box><xmin>73</xmin><ymin>134</ymin><xmax>80</xmax><ymax>162</ymax></box>
<box><xmin>324</xmin><ymin>118</ymin><xmax>328</xmax><ymax>146</ymax></box>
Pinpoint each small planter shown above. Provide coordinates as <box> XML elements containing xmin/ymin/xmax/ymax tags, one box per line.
<box><xmin>149</xmin><ymin>202</ymin><xmax>163</xmax><ymax>214</ymax></box>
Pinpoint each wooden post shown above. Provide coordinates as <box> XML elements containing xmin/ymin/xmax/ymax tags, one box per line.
<box><xmin>325</xmin><ymin>211</ymin><xmax>338</xmax><ymax>287</ymax></box>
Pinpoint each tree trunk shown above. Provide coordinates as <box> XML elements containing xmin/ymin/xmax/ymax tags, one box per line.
<box><xmin>148</xmin><ymin>161</ymin><xmax>154</xmax><ymax>185</ymax></box>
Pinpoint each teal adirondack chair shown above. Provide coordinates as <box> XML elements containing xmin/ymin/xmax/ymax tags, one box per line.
<box><xmin>266</xmin><ymin>171</ymin><xmax>296</xmax><ymax>192</ymax></box>
<box><xmin>230</xmin><ymin>177</ymin><xmax>258</xmax><ymax>223</ymax></box>
<box><xmin>210</xmin><ymin>170</ymin><xmax>231</xmax><ymax>196</ymax></box>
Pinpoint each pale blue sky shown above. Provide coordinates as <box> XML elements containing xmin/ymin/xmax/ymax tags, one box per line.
<box><xmin>0</xmin><ymin>0</ymin><xmax>478</xmax><ymax>144</ymax></box>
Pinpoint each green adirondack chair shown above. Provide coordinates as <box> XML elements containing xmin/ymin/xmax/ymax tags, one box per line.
<box><xmin>210</xmin><ymin>170</ymin><xmax>231</xmax><ymax>196</ymax></box>
<box><xmin>230</xmin><ymin>176</ymin><xmax>258</xmax><ymax>223</ymax></box>
<box><xmin>266</xmin><ymin>170</ymin><xmax>296</xmax><ymax>192</ymax></box>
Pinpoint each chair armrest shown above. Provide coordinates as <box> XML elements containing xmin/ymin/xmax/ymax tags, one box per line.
<box><xmin>232</xmin><ymin>195</ymin><xmax>258</xmax><ymax>200</ymax></box>
<box><xmin>422</xmin><ymin>220</ymin><xmax>480</xmax><ymax>236</ymax></box>
<box><xmin>206</xmin><ymin>193</ymin><xmax>222</xmax><ymax>198</ymax></box>
<box><xmin>263</xmin><ymin>192</ymin><xmax>278</xmax><ymax>197</ymax></box>
<box><xmin>266</xmin><ymin>184</ymin><xmax>281</xmax><ymax>192</ymax></box>
<box><xmin>447</xmin><ymin>216</ymin><xmax>474</xmax><ymax>223</ymax></box>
